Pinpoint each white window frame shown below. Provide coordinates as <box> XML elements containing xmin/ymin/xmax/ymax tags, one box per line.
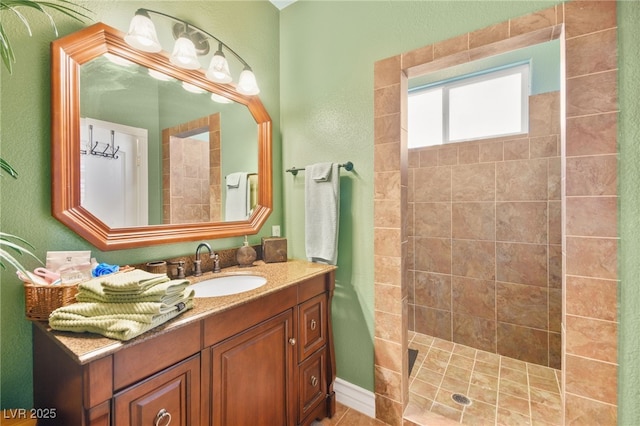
<box><xmin>409</xmin><ymin>63</ymin><xmax>530</xmax><ymax>148</ymax></box>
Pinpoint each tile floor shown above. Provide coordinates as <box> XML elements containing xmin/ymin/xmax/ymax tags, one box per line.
<box><xmin>404</xmin><ymin>332</ymin><xmax>563</xmax><ymax>425</ymax></box>
<box><xmin>315</xmin><ymin>331</ymin><xmax>562</xmax><ymax>425</ymax></box>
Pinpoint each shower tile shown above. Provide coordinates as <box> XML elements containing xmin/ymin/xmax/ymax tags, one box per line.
<box><xmin>565</xmin><ymin>276</ymin><xmax>618</xmax><ymax>321</ymax></box>
<box><xmin>564</xmin><ymin>0</ymin><xmax>617</xmax><ymax>39</ymax></box>
<box><xmin>375</xmin><ymin>112</ymin><xmax>402</xmax><ymax>145</ymax></box>
<box><xmin>496</xmin><ymin>407</ymin><xmax>531</xmax><ymax>425</ymax></box>
<box><xmin>452</xmin><ymin>343</ymin><xmax>476</xmax><ymax>359</ymax></box>
<box><xmin>496</xmin><ymin>282</ymin><xmax>548</xmax><ymax>329</ymax></box>
<box><xmin>548</xmin><ymin>201</ymin><xmax>561</xmax><ymax>244</ymax></box>
<box><xmin>451</xmin><ymin>163</ymin><xmax>495</xmax><ymax>202</ymax></box>
<box><xmin>433</xmin><ymin>33</ymin><xmax>468</xmax><ymax>59</ymax></box>
<box><xmin>496</xmin><ymin>201</ymin><xmax>547</xmax><ymax>244</ymax></box>
<box><xmin>566</xmin><ymin>196</ymin><xmax>617</xmax><ymax>237</ymax></box>
<box><xmin>419</xmin><ymin>149</ymin><xmax>438</xmax><ymax>168</ymax></box>
<box><xmin>415</xmin><ymin>237</ymin><xmax>451</xmax><ymax>274</ymax></box>
<box><xmin>530</xmin><ymin>135</ymin><xmax>558</xmax><ymax>159</ymax></box>
<box><xmin>449</xmin><ymin>353</ymin><xmax>474</xmax><ymax>371</ymax></box>
<box><xmin>498</xmin><ymin>379</ymin><xmax>529</xmax><ymax>400</ymax></box>
<box><xmin>500</xmin><ymin>367</ymin><xmax>528</xmax><ymax>385</ymax></box>
<box><xmin>374</xmin><ymin>55</ymin><xmax>401</xmax><ymax>89</ymax></box>
<box><xmin>469</xmin><ymin>21</ymin><xmax>509</xmax><ymax>49</ymax></box>
<box><xmin>451</xmin><ymin>276</ymin><xmax>495</xmax><ymax>320</ymax></box>
<box><xmin>463</xmin><ymin>399</ymin><xmax>496</xmax><ymax>422</ymax></box>
<box><xmin>531</xmin><ymin>401</ymin><xmax>562</xmax><ymax>424</ymax></box>
<box><xmin>452</xmin><ymin>313</ymin><xmax>496</xmax><ymax>353</ymax></box>
<box><xmin>375</xmin><ymin>337</ymin><xmax>402</xmax><ymax>372</ymax></box>
<box><xmin>451</xmin><ymin>202</ymin><xmax>495</xmax><ymax>241</ymax></box>
<box><xmin>565</xmin><ymin>393</ymin><xmax>618</xmax><ymax>426</ymax></box>
<box><xmin>415</xmin><ymin>306</ymin><xmax>451</xmax><ymax>341</ymax></box>
<box><xmin>566</xmin><ymin>112</ymin><xmax>617</xmax><ymax>157</ymax></box>
<box><xmin>457</xmin><ymin>144</ymin><xmax>479</xmax><ymax>165</ymax></box>
<box><xmin>451</xmin><ymin>239</ymin><xmax>495</xmax><ymax>280</ymax></box>
<box><xmin>497</xmin><ymin>391</ymin><xmax>530</xmax><ymax>415</ymax></box>
<box><xmin>567</xmin><ymin>71</ymin><xmax>617</xmax><ymax>117</ymax></box>
<box><xmin>473</xmin><ymin>360</ymin><xmax>499</xmax><ymax>377</ymax></box>
<box><xmin>496</xmin><ymin>242</ymin><xmax>548</xmax><ymax>287</ymax></box>
<box><xmin>402</xmin><ymin>44</ymin><xmax>434</xmax><ymax>70</ymax></box>
<box><xmin>496</xmin><ymin>159</ymin><xmax>548</xmax><ymax>201</ymax></box>
<box><xmin>566</xmin><ymin>28</ymin><xmax>617</xmax><ymax>78</ymax></box>
<box><xmin>509</xmin><ymin>7</ymin><xmax>557</xmax><ymax>36</ymax></box>
<box><xmin>416</xmin><ymin>366</ymin><xmax>444</xmax><ymax>387</ymax></box>
<box><xmin>438</xmin><ymin>147</ymin><xmax>458</xmax><ymax>166</ymax></box>
<box><xmin>547</xmin><ymin>156</ymin><xmax>561</xmax><ymax>201</ymax></box>
<box><xmin>375</xmin><ymin>199</ymin><xmax>402</xmax><ymax>228</ymax></box>
<box><xmin>529</xmin><ymin>92</ymin><xmax>561</xmax><ymax>137</ymax></box>
<box><xmin>467</xmin><ymin>383</ymin><xmax>497</xmax><ymax>405</ymax></box>
<box><xmin>566</xmin><ymin>155</ymin><xmax>617</xmax><ymax>196</ymax></box>
<box><xmin>549</xmin><ymin>288</ymin><xmax>562</xmax><ymax>333</ymax></box>
<box><xmin>566</xmin><ymin>236</ymin><xmax>617</xmax><ymax>280</ymax></box>
<box><xmin>374</xmin><ymin>84</ymin><xmax>401</xmax><ymax>117</ymax></box>
<box><xmin>503</xmin><ymin>138</ymin><xmax>529</xmax><ymax>161</ymax></box>
<box><xmin>497</xmin><ymin>322</ymin><xmax>548</xmax><ymax>366</ymax></box>
<box><xmin>375</xmin><ymin>365</ymin><xmax>403</xmax><ymax>401</ymax></box>
<box><xmin>414</xmin><ymin>272</ymin><xmax>451</xmax><ymax>310</ymax></box>
<box><xmin>548</xmin><ymin>244</ymin><xmax>562</xmax><ymax>289</ymax></box>
<box><xmin>565</xmin><ymin>315</ymin><xmax>618</xmax><ymax>363</ymax></box>
<box><xmin>429</xmin><ymin>402</ymin><xmax>462</xmax><ymax>423</ymax></box>
<box><xmin>375</xmin><ymin>310</ymin><xmax>403</xmax><ymax>343</ymax></box>
<box><xmin>470</xmin><ymin>370</ymin><xmax>499</xmax><ymax>392</ymax></box>
<box><xmin>414</xmin><ymin>167</ymin><xmax>451</xmax><ymax>202</ymax></box>
<box><xmin>414</xmin><ymin>203</ymin><xmax>451</xmax><ymax>238</ymax></box>
<box><xmin>479</xmin><ymin>141</ymin><xmax>503</xmax><ymax>163</ymax></box>
<box><xmin>375</xmin><ymin>142</ymin><xmax>401</xmax><ymax>173</ymax></box>
<box><xmin>376</xmin><ymin>284</ymin><xmax>403</xmax><ymax>315</ymax></box>
<box><xmin>375</xmin><ymin>255</ymin><xmax>402</xmax><ymax>286</ymax></box>
<box><xmin>410</xmin><ymin>379</ymin><xmax>438</xmax><ymax>401</ymax></box>
<box><xmin>375</xmin><ymin>171</ymin><xmax>402</xmax><ymax>200</ymax></box>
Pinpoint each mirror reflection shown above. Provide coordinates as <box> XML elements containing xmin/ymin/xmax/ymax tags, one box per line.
<box><xmin>79</xmin><ymin>53</ymin><xmax>258</xmax><ymax>227</ymax></box>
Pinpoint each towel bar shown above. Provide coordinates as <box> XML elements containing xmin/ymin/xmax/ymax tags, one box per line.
<box><xmin>286</xmin><ymin>161</ymin><xmax>354</xmax><ymax>176</ymax></box>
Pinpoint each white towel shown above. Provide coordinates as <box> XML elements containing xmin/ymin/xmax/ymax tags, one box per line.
<box><xmin>305</xmin><ymin>162</ymin><xmax>340</xmax><ymax>265</ymax></box>
<box><xmin>225</xmin><ymin>172</ymin><xmax>249</xmax><ymax>221</ymax></box>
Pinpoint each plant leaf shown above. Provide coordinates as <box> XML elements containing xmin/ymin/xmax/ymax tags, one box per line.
<box><xmin>0</xmin><ymin>157</ymin><xmax>19</xmax><ymax>178</ymax></box>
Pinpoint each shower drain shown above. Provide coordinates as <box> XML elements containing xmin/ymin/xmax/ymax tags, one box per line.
<box><xmin>451</xmin><ymin>393</ymin><xmax>472</xmax><ymax>406</ymax></box>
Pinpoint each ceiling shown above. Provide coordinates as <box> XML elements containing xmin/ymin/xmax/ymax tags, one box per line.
<box><xmin>270</xmin><ymin>0</ymin><xmax>297</xmax><ymax>10</ymax></box>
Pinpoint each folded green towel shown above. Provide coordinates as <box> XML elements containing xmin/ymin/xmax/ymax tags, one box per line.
<box><xmin>49</xmin><ymin>299</ymin><xmax>194</xmax><ymax>341</ymax></box>
<box><xmin>53</xmin><ymin>291</ymin><xmax>194</xmax><ymax>319</ymax></box>
<box><xmin>78</xmin><ymin>278</ymin><xmax>190</xmax><ymax>304</ymax></box>
<box><xmin>99</xmin><ymin>269</ymin><xmax>169</xmax><ymax>294</ymax></box>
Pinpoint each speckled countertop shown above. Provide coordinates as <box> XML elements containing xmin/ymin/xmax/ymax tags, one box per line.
<box><xmin>32</xmin><ymin>259</ymin><xmax>336</xmax><ymax>365</ymax></box>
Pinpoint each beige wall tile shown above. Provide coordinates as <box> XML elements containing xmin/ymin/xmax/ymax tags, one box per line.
<box><xmin>376</xmin><ymin>310</ymin><xmax>403</xmax><ymax>343</ymax></box>
<box><xmin>497</xmin><ymin>242</ymin><xmax>548</xmax><ymax>287</ymax></box>
<box><xmin>567</xmin><ymin>71</ymin><xmax>617</xmax><ymax>117</ymax></box>
<box><xmin>452</xmin><ymin>163</ymin><xmax>496</xmax><ymax>201</ymax></box>
<box><xmin>375</xmin><ymin>113</ymin><xmax>402</xmax><ymax>144</ymax></box>
<box><xmin>566</xmin><ymin>196</ymin><xmax>617</xmax><ymax>237</ymax></box>
<box><xmin>479</xmin><ymin>141</ymin><xmax>504</xmax><ymax>163</ymax></box>
<box><xmin>374</xmin><ymin>55</ymin><xmax>401</xmax><ymax>89</ymax></box>
<box><xmin>504</xmin><ymin>138</ymin><xmax>529</xmax><ymax>161</ymax></box>
<box><xmin>496</xmin><ymin>159</ymin><xmax>548</xmax><ymax>201</ymax></box>
<box><xmin>375</xmin><ymin>199</ymin><xmax>402</xmax><ymax>228</ymax></box>
<box><xmin>565</xmin><ymin>354</ymin><xmax>617</xmax><ymax>405</ymax></box>
<box><xmin>566</xmin><ymin>236</ymin><xmax>617</xmax><ymax>280</ymax></box>
<box><xmin>415</xmin><ymin>237</ymin><xmax>452</xmax><ymax>274</ymax></box>
<box><xmin>566</xmin><ymin>28</ymin><xmax>617</xmax><ymax>78</ymax></box>
<box><xmin>434</xmin><ymin>33</ymin><xmax>469</xmax><ymax>59</ymax></box>
<box><xmin>438</xmin><ymin>147</ymin><xmax>458</xmax><ymax>166</ymax></box>
<box><xmin>414</xmin><ymin>166</ymin><xmax>452</xmax><ymax>202</ymax></box>
<box><xmin>496</xmin><ymin>201</ymin><xmax>548</xmax><ymax>244</ymax></box>
<box><xmin>496</xmin><ymin>281</ymin><xmax>548</xmax><ymax>329</ymax></box>
<box><xmin>402</xmin><ymin>44</ymin><xmax>433</xmax><ymax>70</ymax></box>
<box><xmin>451</xmin><ymin>202</ymin><xmax>495</xmax><ymax>241</ymax></box>
<box><xmin>530</xmin><ymin>135</ymin><xmax>559</xmax><ymax>159</ymax></box>
<box><xmin>566</xmin><ymin>112</ymin><xmax>617</xmax><ymax>157</ymax></box>
<box><xmin>414</xmin><ymin>202</ymin><xmax>451</xmax><ymax>238</ymax></box>
<box><xmin>452</xmin><ymin>239</ymin><xmax>496</xmax><ymax>280</ymax></box>
<box><xmin>497</xmin><ymin>322</ymin><xmax>548</xmax><ymax>365</ymax></box>
<box><xmin>566</xmin><ymin>315</ymin><xmax>617</xmax><ymax>363</ymax></box>
<box><xmin>415</xmin><ymin>306</ymin><xmax>451</xmax><ymax>341</ymax></box>
<box><xmin>529</xmin><ymin>92</ymin><xmax>561</xmax><ymax>137</ymax></box>
<box><xmin>414</xmin><ymin>271</ymin><xmax>451</xmax><ymax>310</ymax></box>
<box><xmin>564</xmin><ymin>0</ymin><xmax>617</xmax><ymax>39</ymax></box>
<box><xmin>565</xmin><ymin>275</ymin><xmax>617</xmax><ymax>321</ymax></box>
<box><xmin>458</xmin><ymin>144</ymin><xmax>479</xmax><ymax>164</ymax></box>
<box><xmin>375</xmin><ymin>337</ymin><xmax>403</xmax><ymax>372</ymax></box>
<box><xmin>469</xmin><ymin>21</ymin><xmax>510</xmax><ymax>49</ymax></box>
<box><xmin>566</xmin><ymin>155</ymin><xmax>617</xmax><ymax>196</ymax></box>
<box><xmin>453</xmin><ymin>313</ymin><xmax>496</xmax><ymax>353</ymax></box>
<box><xmin>452</xmin><ymin>276</ymin><xmax>496</xmax><ymax>320</ymax></box>
<box><xmin>375</xmin><ymin>171</ymin><xmax>402</xmax><ymax>200</ymax></box>
<box><xmin>510</xmin><ymin>7</ymin><xmax>557</xmax><ymax>36</ymax></box>
<box><xmin>374</xmin><ymin>84</ymin><xmax>401</xmax><ymax>117</ymax></box>
<box><xmin>565</xmin><ymin>392</ymin><xmax>617</xmax><ymax>425</ymax></box>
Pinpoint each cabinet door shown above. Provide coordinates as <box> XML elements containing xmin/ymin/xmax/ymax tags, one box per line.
<box><xmin>298</xmin><ymin>350</ymin><xmax>327</xmax><ymax>424</ymax></box>
<box><xmin>210</xmin><ymin>310</ymin><xmax>295</xmax><ymax>426</ymax></box>
<box><xmin>113</xmin><ymin>355</ymin><xmax>200</xmax><ymax>426</ymax></box>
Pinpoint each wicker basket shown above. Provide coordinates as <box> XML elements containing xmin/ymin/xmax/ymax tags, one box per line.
<box><xmin>23</xmin><ymin>282</ymin><xmax>79</xmax><ymax>321</ymax></box>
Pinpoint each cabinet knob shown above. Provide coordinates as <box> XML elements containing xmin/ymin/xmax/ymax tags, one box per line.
<box><xmin>155</xmin><ymin>408</ymin><xmax>172</xmax><ymax>426</ymax></box>
<box><xmin>310</xmin><ymin>375</ymin><xmax>318</xmax><ymax>387</ymax></box>
<box><xmin>310</xmin><ymin>319</ymin><xmax>317</xmax><ymax>331</ymax></box>
<box><xmin>288</xmin><ymin>337</ymin><xmax>296</xmax><ymax>345</ymax></box>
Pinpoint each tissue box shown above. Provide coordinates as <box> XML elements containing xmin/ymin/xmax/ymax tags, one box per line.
<box><xmin>262</xmin><ymin>237</ymin><xmax>287</xmax><ymax>263</ymax></box>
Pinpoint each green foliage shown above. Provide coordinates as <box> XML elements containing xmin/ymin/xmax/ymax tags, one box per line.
<box><xmin>0</xmin><ymin>0</ymin><xmax>92</xmax><ymax>73</ymax></box>
<box><xmin>0</xmin><ymin>232</ymin><xmax>42</xmax><ymax>276</ymax></box>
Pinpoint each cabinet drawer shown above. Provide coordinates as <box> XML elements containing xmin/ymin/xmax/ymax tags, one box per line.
<box><xmin>298</xmin><ymin>350</ymin><xmax>327</xmax><ymax>423</ymax></box>
<box><xmin>298</xmin><ymin>294</ymin><xmax>327</xmax><ymax>362</ymax></box>
<box><xmin>113</xmin><ymin>354</ymin><xmax>200</xmax><ymax>426</ymax></box>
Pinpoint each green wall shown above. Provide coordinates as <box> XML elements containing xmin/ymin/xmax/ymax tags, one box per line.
<box><xmin>2</xmin><ymin>1</ymin><xmax>639</xmax><ymax>422</ymax></box>
<box><xmin>0</xmin><ymin>0</ymin><xmax>281</xmax><ymax>408</ymax></box>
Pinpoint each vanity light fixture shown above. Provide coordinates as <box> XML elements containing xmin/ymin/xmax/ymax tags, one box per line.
<box><xmin>125</xmin><ymin>8</ymin><xmax>260</xmax><ymax>95</ymax></box>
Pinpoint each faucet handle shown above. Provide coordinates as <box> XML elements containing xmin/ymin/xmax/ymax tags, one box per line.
<box><xmin>213</xmin><ymin>254</ymin><xmax>221</xmax><ymax>273</ymax></box>
<box><xmin>167</xmin><ymin>260</ymin><xmax>186</xmax><ymax>279</ymax></box>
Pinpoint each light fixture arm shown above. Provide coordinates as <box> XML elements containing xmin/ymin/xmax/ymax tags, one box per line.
<box><xmin>134</xmin><ymin>8</ymin><xmax>251</xmax><ymax>69</ymax></box>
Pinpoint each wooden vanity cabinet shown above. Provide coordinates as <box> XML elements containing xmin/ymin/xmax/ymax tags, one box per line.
<box><xmin>32</xmin><ymin>269</ymin><xmax>335</xmax><ymax>426</ymax></box>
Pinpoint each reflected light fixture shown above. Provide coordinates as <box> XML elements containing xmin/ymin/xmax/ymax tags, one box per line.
<box><xmin>125</xmin><ymin>8</ymin><xmax>260</xmax><ymax>95</ymax></box>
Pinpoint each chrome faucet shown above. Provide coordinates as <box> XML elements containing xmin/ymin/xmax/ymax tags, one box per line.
<box><xmin>194</xmin><ymin>242</ymin><xmax>212</xmax><ymax>276</ymax></box>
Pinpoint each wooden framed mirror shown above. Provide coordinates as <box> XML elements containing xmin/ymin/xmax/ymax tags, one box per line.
<box><xmin>51</xmin><ymin>23</ymin><xmax>272</xmax><ymax>250</ymax></box>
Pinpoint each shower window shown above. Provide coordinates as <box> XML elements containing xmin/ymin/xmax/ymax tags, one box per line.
<box><xmin>408</xmin><ymin>63</ymin><xmax>530</xmax><ymax>148</ymax></box>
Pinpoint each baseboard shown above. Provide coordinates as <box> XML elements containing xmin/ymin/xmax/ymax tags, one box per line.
<box><xmin>333</xmin><ymin>378</ymin><xmax>376</xmax><ymax>418</ymax></box>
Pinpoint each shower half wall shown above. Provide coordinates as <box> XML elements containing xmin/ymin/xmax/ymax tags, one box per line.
<box><xmin>407</xmin><ymin>91</ymin><xmax>561</xmax><ymax>369</ymax></box>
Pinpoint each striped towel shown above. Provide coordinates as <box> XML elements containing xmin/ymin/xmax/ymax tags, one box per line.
<box><xmin>78</xmin><ymin>278</ymin><xmax>190</xmax><ymax>304</ymax></box>
<box><xmin>99</xmin><ymin>269</ymin><xmax>169</xmax><ymax>294</ymax></box>
<box><xmin>49</xmin><ymin>299</ymin><xmax>194</xmax><ymax>341</ymax></box>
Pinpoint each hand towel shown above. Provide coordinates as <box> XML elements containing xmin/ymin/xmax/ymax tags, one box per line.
<box><xmin>99</xmin><ymin>269</ymin><xmax>169</xmax><ymax>294</ymax></box>
<box><xmin>54</xmin><ymin>292</ymin><xmax>194</xmax><ymax>318</ymax></box>
<box><xmin>77</xmin><ymin>278</ymin><xmax>190</xmax><ymax>304</ymax></box>
<box><xmin>305</xmin><ymin>162</ymin><xmax>340</xmax><ymax>265</ymax></box>
<box><xmin>225</xmin><ymin>172</ymin><xmax>249</xmax><ymax>221</ymax></box>
<box><xmin>49</xmin><ymin>299</ymin><xmax>194</xmax><ymax>341</ymax></box>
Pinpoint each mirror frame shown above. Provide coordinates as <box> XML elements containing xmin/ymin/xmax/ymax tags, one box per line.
<box><xmin>51</xmin><ymin>23</ymin><xmax>272</xmax><ymax>250</ymax></box>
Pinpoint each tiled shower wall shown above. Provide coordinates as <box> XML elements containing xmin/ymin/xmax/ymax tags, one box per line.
<box><xmin>373</xmin><ymin>2</ymin><xmax>618</xmax><ymax>425</ymax></box>
<box><xmin>407</xmin><ymin>92</ymin><xmax>561</xmax><ymax>369</ymax></box>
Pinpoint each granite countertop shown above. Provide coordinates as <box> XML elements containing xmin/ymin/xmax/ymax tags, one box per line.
<box><xmin>33</xmin><ymin>259</ymin><xmax>336</xmax><ymax>365</ymax></box>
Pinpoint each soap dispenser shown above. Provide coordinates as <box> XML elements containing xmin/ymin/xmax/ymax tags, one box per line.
<box><xmin>236</xmin><ymin>235</ymin><xmax>257</xmax><ymax>267</ymax></box>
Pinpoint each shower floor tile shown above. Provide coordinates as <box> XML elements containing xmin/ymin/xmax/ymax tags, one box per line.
<box><xmin>404</xmin><ymin>332</ymin><xmax>563</xmax><ymax>426</ymax></box>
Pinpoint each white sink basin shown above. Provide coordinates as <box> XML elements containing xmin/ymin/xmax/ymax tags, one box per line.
<box><xmin>189</xmin><ymin>274</ymin><xmax>267</xmax><ymax>298</ymax></box>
